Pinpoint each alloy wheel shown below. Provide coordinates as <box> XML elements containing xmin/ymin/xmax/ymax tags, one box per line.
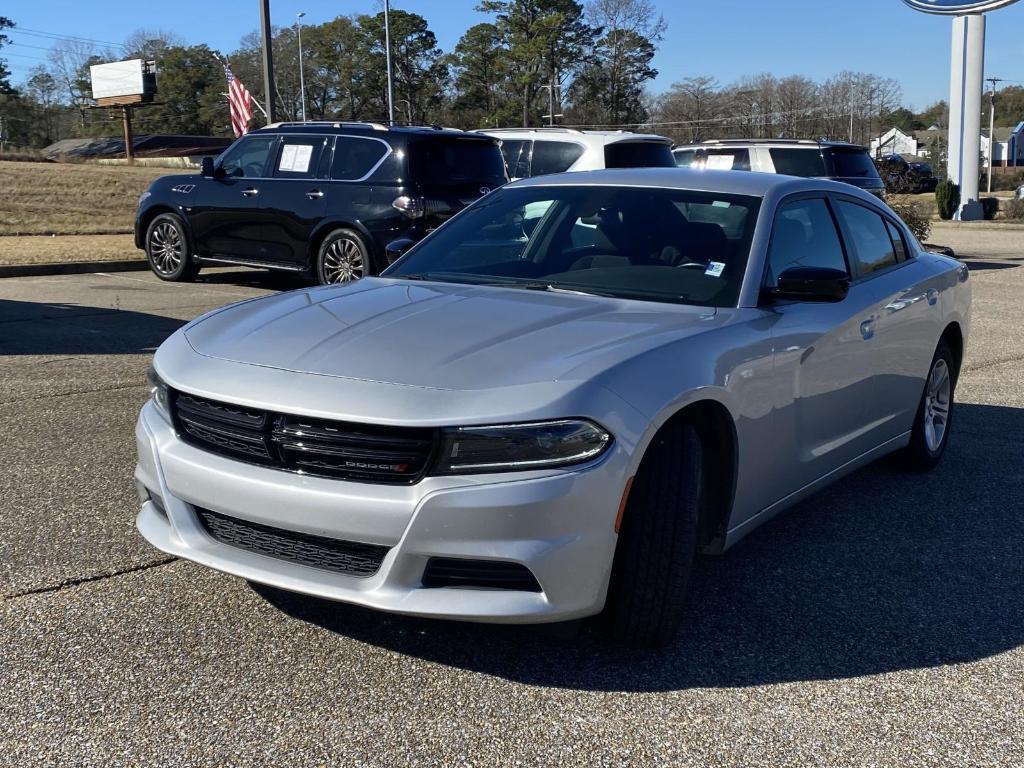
<box><xmin>322</xmin><ymin>238</ymin><xmax>365</xmax><ymax>284</ymax></box>
<box><xmin>923</xmin><ymin>358</ymin><xmax>951</xmax><ymax>452</ymax></box>
<box><xmin>148</xmin><ymin>222</ymin><xmax>184</xmax><ymax>275</ymax></box>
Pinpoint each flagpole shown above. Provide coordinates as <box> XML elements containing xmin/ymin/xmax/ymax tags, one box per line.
<box><xmin>384</xmin><ymin>0</ymin><xmax>395</xmax><ymax>125</ymax></box>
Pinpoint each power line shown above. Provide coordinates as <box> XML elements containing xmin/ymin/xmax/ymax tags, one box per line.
<box><xmin>8</xmin><ymin>26</ymin><xmax>126</xmax><ymax>50</ymax></box>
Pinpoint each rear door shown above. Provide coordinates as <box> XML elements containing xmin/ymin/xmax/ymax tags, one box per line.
<box><xmin>191</xmin><ymin>134</ymin><xmax>279</xmax><ymax>260</ymax></box>
<box><xmin>259</xmin><ymin>134</ymin><xmax>331</xmax><ymax>266</ymax></box>
<box><xmin>764</xmin><ymin>195</ymin><xmax>881</xmax><ymax>501</ymax></box>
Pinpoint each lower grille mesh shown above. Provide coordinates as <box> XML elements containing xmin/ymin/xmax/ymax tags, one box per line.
<box><xmin>195</xmin><ymin>507</ymin><xmax>389</xmax><ymax>578</ymax></box>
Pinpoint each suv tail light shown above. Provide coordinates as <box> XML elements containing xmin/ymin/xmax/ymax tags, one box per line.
<box><xmin>392</xmin><ymin>195</ymin><xmax>425</xmax><ymax>219</ymax></box>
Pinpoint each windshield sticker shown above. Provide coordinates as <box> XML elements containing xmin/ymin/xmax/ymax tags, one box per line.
<box><xmin>705</xmin><ymin>261</ymin><xmax>726</xmax><ymax>278</ymax></box>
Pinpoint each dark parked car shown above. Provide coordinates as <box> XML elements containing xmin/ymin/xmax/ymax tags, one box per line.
<box><xmin>673</xmin><ymin>139</ymin><xmax>886</xmax><ymax>198</ymax></box>
<box><xmin>876</xmin><ymin>155</ymin><xmax>939</xmax><ymax>194</ymax></box>
<box><xmin>134</xmin><ymin>122</ymin><xmax>508</xmax><ymax>284</ymax></box>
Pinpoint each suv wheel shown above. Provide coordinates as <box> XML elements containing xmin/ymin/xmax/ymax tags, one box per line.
<box><xmin>317</xmin><ymin>229</ymin><xmax>371</xmax><ymax>285</ymax></box>
<box><xmin>145</xmin><ymin>213</ymin><xmax>199</xmax><ymax>282</ymax></box>
<box><xmin>602</xmin><ymin>422</ymin><xmax>703</xmax><ymax>647</ymax></box>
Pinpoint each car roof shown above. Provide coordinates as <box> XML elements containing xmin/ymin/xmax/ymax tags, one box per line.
<box><xmin>505</xmin><ymin>167</ymin><xmax>876</xmax><ymax>199</ymax></box>
<box><xmin>253</xmin><ymin>122</ymin><xmax>495</xmax><ymax>140</ymax></box>
<box><xmin>674</xmin><ymin>138</ymin><xmax>868</xmax><ymax>151</ymax></box>
<box><xmin>477</xmin><ymin>128</ymin><xmax>672</xmax><ymax>145</ymax></box>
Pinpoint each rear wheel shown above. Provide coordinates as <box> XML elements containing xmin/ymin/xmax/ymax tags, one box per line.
<box><xmin>316</xmin><ymin>229</ymin><xmax>372</xmax><ymax>285</ymax></box>
<box><xmin>897</xmin><ymin>340</ymin><xmax>955</xmax><ymax>471</ymax></box>
<box><xmin>145</xmin><ymin>213</ymin><xmax>199</xmax><ymax>282</ymax></box>
<box><xmin>602</xmin><ymin>422</ymin><xmax>703</xmax><ymax>647</ymax></box>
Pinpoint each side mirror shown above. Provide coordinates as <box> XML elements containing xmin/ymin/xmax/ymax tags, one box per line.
<box><xmin>385</xmin><ymin>238</ymin><xmax>417</xmax><ymax>264</ymax></box>
<box><xmin>200</xmin><ymin>156</ymin><xmax>216</xmax><ymax>178</ymax></box>
<box><xmin>770</xmin><ymin>267</ymin><xmax>850</xmax><ymax>303</ymax></box>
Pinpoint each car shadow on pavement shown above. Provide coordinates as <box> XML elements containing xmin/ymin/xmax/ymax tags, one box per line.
<box><xmin>255</xmin><ymin>401</ymin><xmax>1024</xmax><ymax>692</ymax></box>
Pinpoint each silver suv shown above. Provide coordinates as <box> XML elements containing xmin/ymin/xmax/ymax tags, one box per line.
<box><xmin>478</xmin><ymin>128</ymin><xmax>675</xmax><ymax>181</ymax></box>
<box><xmin>674</xmin><ymin>139</ymin><xmax>886</xmax><ymax>197</ymax></box>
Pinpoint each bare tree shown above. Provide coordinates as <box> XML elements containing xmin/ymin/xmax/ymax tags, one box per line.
<box><xmin>656</xmin><ymin>76</ymin><xmax>722</xmax><ymax>142</ymax></box>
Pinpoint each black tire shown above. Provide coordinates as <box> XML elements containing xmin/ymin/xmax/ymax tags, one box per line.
<box><xmin>602</xmin><ymin>422</ymin><xmax>703</xmax><ymax>647</ymax></box>
<box><xmin>897</xmin><ymin>339</ymin><xmax>956</xmax><ymax>472</ymax></box>
<box><xmin>316</xmin><ymin>228</ymin><xmax>373</xmax><ymax>285</ymax></box>
<box><xmin>145</xmin><ymin>213</ymin><xmax>199</xmax><ymax>282</ymax></box>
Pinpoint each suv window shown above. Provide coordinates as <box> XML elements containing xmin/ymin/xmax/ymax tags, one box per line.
<box><xmin>674</xmin><ymin>149</ymin><xmax>697</xmax><ymax>167</ymax></box>
<box><xmin>410</xmin><ymin>137</ymin><xmax>507</xmax><ymax>186</ymax></box>
<box><xmin>604</xmin><ymin>142</ymin><xmax>675</xmax><ymax>169</ymax></box>
<box><xmin>219</xmin><ymin>135</ymin><xmax>278</xmax><ymax>178</ymax></box>
<box><xmin>499</xmin><ymin>139</ymin><xmax>530</xmax><ymax>178</ymax></box>
<box><xmin>704</xmin><ymin>148</ymin><xmax>751</xmax><ymax>171</ymax></box>
<box><xmin>531</xmin><ymin>140</ymin><xmax>584</xmax><ymax>176</ymax></box>
<box><xmin>828</xmin><ymin>149</ymin><xmax>879</xmax><ymax>179</ymax></box>
<box><xmin>766</xmin><ymin>198</ymin><xmax>848</xmax><ymax>286</ymax></box>
<box><xmin>273</xmin><ymin>136</ymin><xmax>327</xmax><ymax>179</ymax></box>
<box><xmin>769</xmin><ymin>147</ymin><xmax>827</xmax><ymax>177</ymax></box>
<box><xmin>331</xmin><ymin>136</ymin><xmax>389</xmax><ymax>181</ymax></box>
<box><xmin>837</xmin><ymin>201</ymin><xmax>898</xmax><ymax>275</ymax></box>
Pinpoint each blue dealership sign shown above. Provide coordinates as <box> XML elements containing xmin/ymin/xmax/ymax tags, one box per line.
<box><xmin>903</xmin><ymin>0</ymin><xmax>1020</xmax><ymax>12</ymax></box>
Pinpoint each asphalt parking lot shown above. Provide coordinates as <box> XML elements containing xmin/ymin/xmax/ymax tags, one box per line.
<box><xmin>1</xmin><ymin>244</ymin><xmax>1022</xmax><ymax>767</ymax></box>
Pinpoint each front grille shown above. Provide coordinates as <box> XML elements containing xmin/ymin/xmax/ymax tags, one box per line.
<box><xmin>171</xmin><ymin>391</ymin><xmax>437</xmax><ymax>484</ymax></box>
<box><xmin>195</xmin><ymin>506</ymin><xmax>389</xmax><ymax>577</ymax></box>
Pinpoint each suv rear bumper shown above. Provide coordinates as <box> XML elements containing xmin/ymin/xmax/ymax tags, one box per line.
<box><xmin>134</xmin><ymin>402</ymin><xmax>624</xmax><ymax>623</ymax></box>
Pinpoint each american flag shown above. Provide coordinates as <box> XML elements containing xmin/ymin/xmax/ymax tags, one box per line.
<box><xmin>223</xmin><ymin>63</ymin><xmax>254</xmax><ymax>138</ymax></box>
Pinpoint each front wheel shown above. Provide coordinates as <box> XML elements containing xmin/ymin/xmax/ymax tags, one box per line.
<box><xmin>316</xmin><ymin>229</ymin><xmax>372</xmax><ymax>285</ymax></box>
<box><xmin>145</xmin><ymin>213</ymin><xmax>199</xmax><ymax>282</ymax></box>
<box><xmin>602</xmin><ymin>422</ymin><xmax>703</xmax><ymax>647</ymax></box>
<box><xmin>897</xmin><ymin>340</ymin><xmax>956</xmax><ymax>471</ymax></box>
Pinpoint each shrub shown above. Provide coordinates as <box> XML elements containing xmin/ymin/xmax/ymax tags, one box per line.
<box><xmin>980</xmin><ymin>197</ymin><xmax>1000</xmax><ymax>220</ymax></box>
<box><xmin>1004</xmin><ymin>197</ymin><xmax>1024</xmax><ymax>221</ymax></box>
<box><xmin>935</xmin><ymin>180</ymin><xmax>960</xmax><ymax>220</ymax></box>
<box><xmin>889</xmin><ymin>198</ymin><xmax>931</xmax><ymax>242</ymax></box>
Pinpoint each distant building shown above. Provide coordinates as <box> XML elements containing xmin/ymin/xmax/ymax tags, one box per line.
<box><xmin>870</xmin><ymin>123</ymin><xmax>1024</xmax><ymax>167</ymax></box>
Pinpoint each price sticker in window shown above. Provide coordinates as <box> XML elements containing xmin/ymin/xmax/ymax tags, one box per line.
<box><xmin>705</xmin><ymin>261</ymin><xmax>726</xmax><ymax>277</ymax></box>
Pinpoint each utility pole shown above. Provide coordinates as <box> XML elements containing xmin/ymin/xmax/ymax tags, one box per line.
<box><xmin>296</xmin><ymin>11</ymin><xmax>307</xmax><ymax>122</ymax></box>
<box><xmin>259</xmin><ymin>0</ymin><xmax>277</xmax><ymax>124</ymax></box>
<box><xmin>384</xmin><ymin>0</ymin><xmax>395</xmax><ymax>125</ymax></box>
<box><xmin>121</xmin><ymin>106</ymin><xmax>134</xmax><ymax>165</ymax></box>
<box><xmin>986</xmin><ymin>76</ymin><xmax>1002</xmax><ymax>193</ymax></box>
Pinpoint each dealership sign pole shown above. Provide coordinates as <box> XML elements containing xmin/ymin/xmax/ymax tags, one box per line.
<box><xmin>903</xmin><ymin>0</ymin><xmax>1020</xmax><ymax>220</ymax></box>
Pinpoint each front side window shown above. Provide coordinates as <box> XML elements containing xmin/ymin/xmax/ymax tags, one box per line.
<box><xmin>386</xmin><ymin>186</ymin><xmax>761</xmax><ymax>308</ymax></box>
<box><xmin>530</xmin><ymin>140</ymin><xmax>584</xmax><ymax>176</ymax></box>
<box><xmin>674</xmin><ymin>149</ymin><xmax>698</xmax><ymax>167</ymax></box>
<box><xmin>837</xmin><ymin>201</ymin><xmax>898</xmax><ymax>275</ymax></box>
<box><xmin>499</xmin><ymin>140</ymin><xmax>527</xmax><ymax>177</ymax></box>
<box><xmin>331</xmin><ymin>137</ymin><xmax>389</xmax><ymax>181</ymax></box>
<box><xmin>219</xmin><ymin>135</ymin><xmax>278</xmax><ymax>178</ymax></box>
<box><xmin>885</xmin><ymin>219</ymin><xmax>909</xmax><ymax>262</ymax></box>
<box><xmin>769</xmin><ymin>147</ymin><xmax>827</xmax><ymax>177</ymax></box>
<box><xmin>273</xmin><ymin>136</ymin><xmax>327</xmax><ymax>179</ymax></box>
<box><xmin>766</xmin><ymin>198</ymin><xmax>848</xmax><ymax>286</ymax></box>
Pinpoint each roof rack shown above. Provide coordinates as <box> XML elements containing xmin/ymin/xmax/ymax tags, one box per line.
<box><xmin>264</xmin><ymin>120</ymin><xmax>389</xmax><ymax>131</ymax></box>
<box><xmin>478</xmin><ymin>127</ymin><xmax>585</xmax><ymax>135</ymax></box>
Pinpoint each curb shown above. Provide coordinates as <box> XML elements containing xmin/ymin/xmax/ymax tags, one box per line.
<box><xmin>929</xmin><ymin>221</ymin><xmax>1024</xmax><ymax>231</ymax></box>
<box><xmin>0</xmin><ymin>260</ymin><xmax>149</xmax><ymax>279</ymax></box>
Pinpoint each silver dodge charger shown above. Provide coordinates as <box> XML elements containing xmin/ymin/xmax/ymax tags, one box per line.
<box><xmin>136</xmin><ymin>169</ymin><xmax>971</xmax><ymax>646</ymax></box>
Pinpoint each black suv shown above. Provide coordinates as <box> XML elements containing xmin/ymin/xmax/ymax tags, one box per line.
<box><xmin>134</xmin><ymin>122</ymin><xmax>507</xmax><ymax>283</ymax></box>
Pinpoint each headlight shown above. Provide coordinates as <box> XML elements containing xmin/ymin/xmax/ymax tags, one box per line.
<box><xmin>137</xmin><ymin>191</ymin><xmax>152</xmax><ymax>208</ymax></box>
<box><xmin>146</xmin><ymin>365</ymin><xmax>170</xmax><ymax>416</ymax></box>
<box><xmin>433</xmin><ymin>419</ymin><xmax>611</xmax><ymax>474</ymax></box>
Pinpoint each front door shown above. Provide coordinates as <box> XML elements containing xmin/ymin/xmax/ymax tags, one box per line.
<box><xmin>191</xmin><ymin>134</ymin><xmax>279</xmax><ymax>260</ymax></box>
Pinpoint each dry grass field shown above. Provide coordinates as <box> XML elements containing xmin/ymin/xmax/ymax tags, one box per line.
<box><xmin>0</xmin><ymin>160</ymin><xmax>186</xmax><ymax>236</ymax></box>
<box><xmin>0</xmin><ymin>234</ymin><xmax>137</xmax><ymax>265</ymax></box>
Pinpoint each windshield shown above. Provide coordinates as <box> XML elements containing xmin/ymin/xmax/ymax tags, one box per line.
<box><xmin>409</xmin><ymin>137</ymin><xmax>507</xmax><ymax>186</ymax></box>
<box><xmin>385</xmin><ymin>185</ymin><xmax>762</xmax><ymax>308</ymax></box>
<box><xmin>605</xmin><ymin>141</ymin><xmax>676</xmax><ymax>169</ymax></box>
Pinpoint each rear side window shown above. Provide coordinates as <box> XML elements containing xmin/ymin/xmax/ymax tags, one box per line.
<box><xmin>604</xmin><ymin>142</ymin><xmax>675</xmax><ymax>169</ymax></box>
<box><xmin>273</xmin><ymin>136</ymin><xmax>328</xmax><ymax>179</ymax></box>
<box><xmin>331</xmin><ymin>137</ymin><xmax>389</xmax><ymax>181</ymax></box>
<box><xmin>500</xmin><ymin>139</ymin><xmax>530</xmax><ymax>178</ymax></box>
<box><xmin>766</xmin><ymin>198</ymin><xmax>848</xmax><ymax>286</ymax></box>
<box><xmin>829</xmin><ymin>149</ymin><xmax>881</xmax><ymax>179</ymax></box>
<box><xmin>530</xmin><ymin>140</ymin><xmax>584</xmax><ymax>176</ymax></box>
<box><xmin>410</xmin><ymin>138</ymin><xmax>507</xmax><ymax>186</ymax></box>
<box><xmin>219</xmin><ymin>135</ymin><xmax>278</xmax><ymax>178</ymax></box>
<box><xmin>704</xmin><ymin>148</ymin><xmax>751</xmax><ymax>171</ymax></box>
<box><xmin>769</xmin><ymin>148</ymin><xmax>827</xmax><ymax>177</ymax></box>
<box><xmin>836</xmin><ymin>201</ymin><xmax>898</xmax><ymax>275</ymax></box>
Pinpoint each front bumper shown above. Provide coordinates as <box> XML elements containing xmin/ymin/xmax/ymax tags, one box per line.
<box><xmin>134</xmin><ymin>401</ymin><xmax>627</xmax><ymax>623</ymax></box>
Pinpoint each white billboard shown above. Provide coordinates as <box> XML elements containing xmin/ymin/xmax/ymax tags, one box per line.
<box><xmin>90</xmin><ymin>59</ymin><xmax>149</xmax><ymax>100</ymax></box>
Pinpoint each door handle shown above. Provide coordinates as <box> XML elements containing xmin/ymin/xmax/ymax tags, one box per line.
<box><xmin>306</xmin><ymin>189</ymin><xmax>324</xmax><ymax>200</ymax></box>
<box><xmin>241</xmin><ymin>188</ymin><xmax>259</xmax><ymax>197</ymax></box>
<box><xmin>860</xmin><ymin>318</ymin><xmax>875</xmax><ymax>340</ymax></box>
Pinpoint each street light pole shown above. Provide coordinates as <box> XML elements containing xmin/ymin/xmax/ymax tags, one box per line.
<box><xmin>259</xmin><ymin>0</ymin><xmax>276</xmax><ymax>124</ymax></box>
<box><xmin>296</xmin><ymin>11</ymin><xmax>307</xmax><ymax>122</ymax></box>
<box><xmin>384</xmin><ymin>0</ymin><xmax>395</xmax><ymax>125</ymax></box>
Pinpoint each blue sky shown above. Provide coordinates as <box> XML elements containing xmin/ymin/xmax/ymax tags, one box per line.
<box><xmin>4</xmin><ymin>0</ymin><xmax>1024</xmax><ymax>110</ymax></box>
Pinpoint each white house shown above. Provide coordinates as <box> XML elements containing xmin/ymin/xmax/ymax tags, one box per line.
<box><xmin>869</xmin><ymin>122</ymin><xmax>1024</xmax><ymax>167</ymax></box>
<box><xmin>869</xmin><ymin>127</ymin><xmax>920</xmax><ymax>157</ymax></box>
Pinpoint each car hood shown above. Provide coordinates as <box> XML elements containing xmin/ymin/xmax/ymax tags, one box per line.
<box><xmin>183</xmin><ymin>278</ymin><xmax>721</xmax><ymax>392</ymax></box>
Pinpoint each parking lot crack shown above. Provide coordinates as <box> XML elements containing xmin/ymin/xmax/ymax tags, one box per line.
<box><xmin>3</xmin><ymin>556</ymin><xmax>176</xmax><ymax>601</ymax></box>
